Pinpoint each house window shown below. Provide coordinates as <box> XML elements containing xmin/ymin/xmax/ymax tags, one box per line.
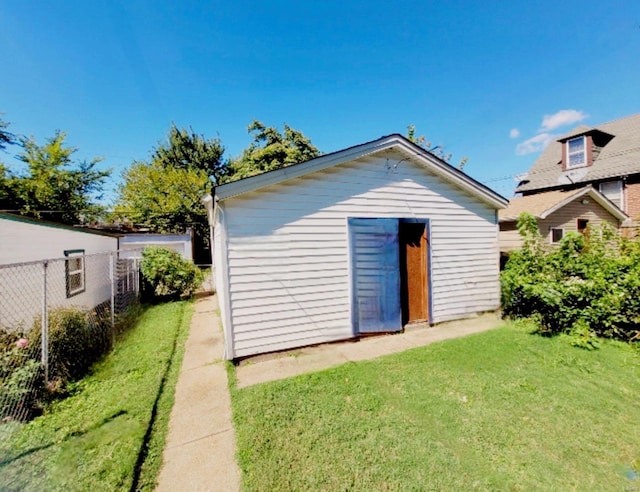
<box><xmin>567</xmin><ymin>136</ymin><xmax>586</xmax><ymax>168</ymax></box>
<box><xmin>577</xmin><ymin>219</ymin><xmax>589</xmax><ymax>234</ymax></box>
<box><xmin>64</xmin><ymin>249</ymin><xmax>85</xmax><ymax>297</ymax></box>
<box><xmin>550</xmin><ymin>228</ymin><xmax>564</xmax><ymax>243</ymax></box>
<box><xmin>599</xmin><ymin>180</ymin><xmax>623</xmax><ymax>209</ymax></box>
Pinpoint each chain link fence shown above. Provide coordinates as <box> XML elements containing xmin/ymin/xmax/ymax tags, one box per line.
<box><xmin>0</xmin><ymin>250</ymin><xmax>142</xmax><ymax>423</ymax></box>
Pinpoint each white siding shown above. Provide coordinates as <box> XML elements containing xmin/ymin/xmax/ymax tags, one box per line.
<box><xmin>0</xmin><ymin>218</ymin><xmax>118</xmax><ymax>264</ymax></box>
<box><xmin>218</xmin><ymin>151</ymin><xmax>500</xmax><ymax>358</ymax></box>
<box><xmin>119</xmin><ymin>233</ymin><xmax>193</xmax><ymax>260</ymax></box>
<box><xmin>0</xmin><ymin>218</ymin><xmax>118</xmax><ymax>330</ymax></box>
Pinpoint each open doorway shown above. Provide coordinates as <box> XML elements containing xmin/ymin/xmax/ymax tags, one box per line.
<box><xmin>348</xmin><ymin>217</ymin><xmax>431</xmax><ymax>335</ymax></box>
<box><xmin>399</xmin><ymin>221</ymin><xmax>429</xmax><ymax>325</ymax></box>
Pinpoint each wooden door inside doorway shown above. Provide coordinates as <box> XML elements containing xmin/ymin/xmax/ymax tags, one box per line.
<box><xmin>399</xmin><ymin>222</ymin><xmax>428</xmax><ymax>324</ymax></box>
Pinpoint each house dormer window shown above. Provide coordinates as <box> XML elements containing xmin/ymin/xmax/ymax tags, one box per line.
<box><xmin>567</xmin><ymin>136</ymin><xmax>586</xmax><ymax>168</ymax></box>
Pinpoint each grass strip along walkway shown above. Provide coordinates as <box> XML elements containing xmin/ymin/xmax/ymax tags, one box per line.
<box><xmin>231</xmin><ymin>322</ymin><xmax>640</xmax><ymax>491</ymax></box>
<box><xmin>0</xmin><ymin>301</ymin><xmax>192</xmax><ymax>492</ymax></box>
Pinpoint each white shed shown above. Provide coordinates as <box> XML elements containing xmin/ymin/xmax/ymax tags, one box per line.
<box><xmin>0</xmin><ymin>213</ymin><xmax>121</xmax><ymax>330</ymax></box>
<box><xmin>118</xmin><ymin>231</ymin><xmax>193</xmax><ymax>261</ymax></box>
<box><xmin>0</xmin><ymin>213</ymin><xmax>120</xmax><ymax>265</ymax></box>
<box><xmin>206</xmin><ymin>134</ymin><xmax>508</xmax><ymax>360</ymax></box>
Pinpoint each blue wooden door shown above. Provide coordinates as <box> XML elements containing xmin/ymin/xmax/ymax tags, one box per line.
<box><xmin>349</xmin><ymin>218</ymin><xmax>402</xmax><ymax>333</ymax></box>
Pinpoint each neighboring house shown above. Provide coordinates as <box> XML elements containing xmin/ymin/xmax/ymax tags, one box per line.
<box><xmin>0</xmin><ymin>213</ymin><xmax>121</xmax><ymax>330</ymax></box>
<box><xmin>204</xmin><ymin>134</ymin><xmax>508</xmax><ymax>360</ymax></box>
<box><xmin>516</xmin><ymin>113</ymin><xmax>640</xmax><ymax>224</ymax></box>
<box><xmin>499</xmin><ymin>187</ymin><xmax>628</xmax><ymax>252</ymax></box>
<box><xmin>118</xmin><ymin>230</ymin><xmax>193</xmax><ymax>261</ymax></box>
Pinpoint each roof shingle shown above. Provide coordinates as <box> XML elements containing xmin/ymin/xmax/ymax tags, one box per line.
<box><xmin>516</xmin><ymin>113</ymin><xmax>640</xmax><ymax>192</ymax></box>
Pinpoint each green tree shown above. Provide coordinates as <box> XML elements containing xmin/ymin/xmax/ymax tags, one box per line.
<box><xmin>152</xmin><ymin>123</ymin><xmax>226</xmax><ymax>185</ymax></box>
<box><xmin>0</xmin><ymin>116</ymin><xmax>18</xmax><ymax>208</ymax></box>
<box><xmin>115</xmin><ymin>160</ymin><xmax>210</xmax><ymax>236</ymax></box>
<box><xmin>115</xmin><ymin>124</ymin><xmax>223</xmax><ymax>263</ymax></box>
<box><xmin>224</xmin><ymin>120</ymin><xmax>320</xmax><ymax>182</ymax></box>
<box><xmin>0</xmin><ymin>115</ymin><xmax>16</xmax><ymax>151</ymax></box>
<box><xmin>1</xmin><ymin>131</ymin><xmax>109</xmax><ymax>224</ymax></box>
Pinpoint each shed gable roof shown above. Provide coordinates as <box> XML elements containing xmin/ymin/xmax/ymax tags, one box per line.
<box><xmin>214</xmin><ymin>134</ymin><xmax>508</xmax><ymax>209</ymax></box>
<box><xmin>499</xmin><ymin>187</ymin><xmax>628</xmax><ymax>222</ymax></box>
<box><xmin>517</xmin><ymin>113</ymin><xmax>640</xmax><ymax>192</ymax></box>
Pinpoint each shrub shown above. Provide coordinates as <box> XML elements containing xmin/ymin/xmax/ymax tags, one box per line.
<box><xmin>30</xmin><ymin>307</ymin><xmax>106</xmax><ymax>388</ymax></box>
<box><xmin>0</xmin><ymin>358</ymin><xmax>43</xmax><ymax>421</ymax></box>
<box><xmin>0</xmin><ymin>332</ymin><xmax>44</xmax><ymax>421</ymax></box>
<box><xmin>140</xmin><ymin>246</ymin><xmax>203</xmax><ymax>300</ymax></box>
<box><xmin>501</xmin><ymin>214</ymin><xmax>640</xmax><ymax>342</ymax></box>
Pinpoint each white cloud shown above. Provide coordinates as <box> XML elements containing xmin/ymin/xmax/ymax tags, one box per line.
<box><xmin>509</xmin><ymin>128</ymin><xmax>520</xmax><ymax>139</ymax></box>
<box><xmin>539</xmin><ymin>109</ymin><xmax>587</xmax><ymax>132</ymax></box>
<box><xmin>515</xmin><ymin>132</ymin><xmax>554</xmax><ymax>155</ymax></box>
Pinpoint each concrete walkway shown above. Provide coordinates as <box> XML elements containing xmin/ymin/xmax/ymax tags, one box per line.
<box><xmin>156</xmin><ymin>295</ymin><xmax>241</xmax><ymax>492</ymax></box>
<box><xmin>236</xmin><ymin>312</ymin><xmax>502</xmax><ymax>388</ymax></box>
<box><xmin>156</xmin><ymin>298</ymin><xmax>503</xmax><ymax>490</ymax></box>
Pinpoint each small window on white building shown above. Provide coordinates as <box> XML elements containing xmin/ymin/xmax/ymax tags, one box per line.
<box><xmin>64</xmin><ymin>249</ymin><xmax>85</xmax><ymax>297</ymax></box>
<box><xmin>599</xmin><ymin>180</ymin><xmax>623</xmax><ymax>209</ymax></box>
<box><xmin>567</xmin><ymin>136</ymin><xmax>586</xmax><ymax>168</ymax></box>
<box><xmin>550</xmin><ymin>228</ymin><xmax>564</xmax><ymax>243</ymax></box>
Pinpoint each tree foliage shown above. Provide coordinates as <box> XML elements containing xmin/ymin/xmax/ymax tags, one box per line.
<box><xmin>116</xmin><ymin>120</ymin><xmax>320</xmax><ymax>262</ymax></box>
<box><xmin>114</xmin><ymin>124</ymin><xmax>220</xmax><ymax>262</ymax></box>
<box><xmin>115</xmin><ymin>160</ymin><xmax>210</xmax><ymax>236</ymax></box>
<box><xmin>224</xmin><ymin>120</ymin><xmax>320</xmax><ymax>182</ymax></box>
<box><xmin>0</xmin><ymin>115</ymin><xmax>16</xmax><ymax>151</ymax></box>
<box><xmin>501</xmin><ymin>213</ymin><xmax>640</xmax><ymax>345</ymax></box>
<box><xmin>406</xmin><ymin>124</ymin><xmax>468</xmax><ymax>171</ymax></box>
<box><xmin>1</xmin><ymin>131</ymin><xmax>109</xmax><ymax>224</ymax></box>
<box><xmin>151</xmin><ymin>123</ymin><xmax>226</xmax><ymax>185</ymax></box>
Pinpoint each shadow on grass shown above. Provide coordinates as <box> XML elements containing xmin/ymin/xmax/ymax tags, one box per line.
<box><xmin>128</xmin><ymin>303</ymin><xmax>185</xmax><ymax>492</ymax></box>
<box><xmin>0</xmin><ymin>410</ymin><xmax>129</xmax><ymax>469</ymax></box>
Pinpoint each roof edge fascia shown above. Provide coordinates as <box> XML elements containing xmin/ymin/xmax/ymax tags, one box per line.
<box><xmin>215</xmin><ymin>135</ymin><xmax>508</xmax><ymax>209</ymax></box>
<box><xmin>215</xmin><ymin>137</ymin><xmax>399</xmax><ymax>200</ymax></box>
<box><xmin>539</xmin><ymin>187</ymin><xmax>628</xmax><ymax>221</ymax></box>
<box><xmin>393</xmin><ymin>139</ymin><xmax>508</xmax><ymax>209</ymax></box>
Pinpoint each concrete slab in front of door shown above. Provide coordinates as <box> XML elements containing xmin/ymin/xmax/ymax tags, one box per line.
<box><xmin>235</xmin><ymin>311</ymin><xmax>502</xmax><ymax>389</ymax></box>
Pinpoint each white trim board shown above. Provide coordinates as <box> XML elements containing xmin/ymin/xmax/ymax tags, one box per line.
<box><xmin>214</xmin><ymin>135</ymin><xmax>508</xmax><ymax>210</ymax></box>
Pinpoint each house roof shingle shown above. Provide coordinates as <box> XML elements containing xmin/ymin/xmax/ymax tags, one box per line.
<box><xmin>499</xmin><ymin>187</ymin><xmax>628</xmax><ymax>222</ymax></box>
<box><xmin>516</xmin><ymin>113</ymin><xmax>640</xmax><ymax>192</ymax></box>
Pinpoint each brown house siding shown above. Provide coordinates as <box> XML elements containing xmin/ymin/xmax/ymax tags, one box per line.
<box><xmin>500</xmin><ymin>199</ymin><xmax>622</xmax><ymax>252</ymax></box>
<box><xmin>499</xmin><ymin>222</ymin><xmax>522</xmax><ymax>252</ymax></box>
<box><xmin>540</xmin><ymin>199</ymin><xmax>621</xmax><ymax>242</ymax></box>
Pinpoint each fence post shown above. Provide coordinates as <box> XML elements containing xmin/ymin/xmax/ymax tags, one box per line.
<box><xmin>110</xmin><ymin>252</ymin><xmax>115</xmax><ymax>335</ymax></box>
<box><xmin>135</xmin><ymin>258</ymin><xmax>140</xmax><ymax>295</ymax></box>
<box><xmin>41</xmin><ymin>260</ymin><xmax>49</xmax><ymax>383</ymax></box>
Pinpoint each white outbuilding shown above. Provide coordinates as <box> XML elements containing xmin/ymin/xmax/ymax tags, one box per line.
<box><xmin>0</xmin><ymin>213</ymin><xmax>121</xmax><ymax>330</ymax></box>
<box><xmin>205</xmin><ymin>134</ymin><xmax>508</xmax><ymax>360</ymax></box>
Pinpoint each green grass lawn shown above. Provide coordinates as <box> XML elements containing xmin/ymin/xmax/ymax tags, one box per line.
<box><xmin>231</xmin><ymin>322</ymin><xmax>640</xmax><ymax>491</ymax></box>
<box><xmin>0</xmin><ymin>301</ymin><xmax>192</xmax><ymax>492</ymax></box>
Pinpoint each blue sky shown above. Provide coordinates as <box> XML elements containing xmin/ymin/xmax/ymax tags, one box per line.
<box><xmin>1</xmin><ymin>0</ymin><xmax>639</xmax><ymax>202</ymax></box>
